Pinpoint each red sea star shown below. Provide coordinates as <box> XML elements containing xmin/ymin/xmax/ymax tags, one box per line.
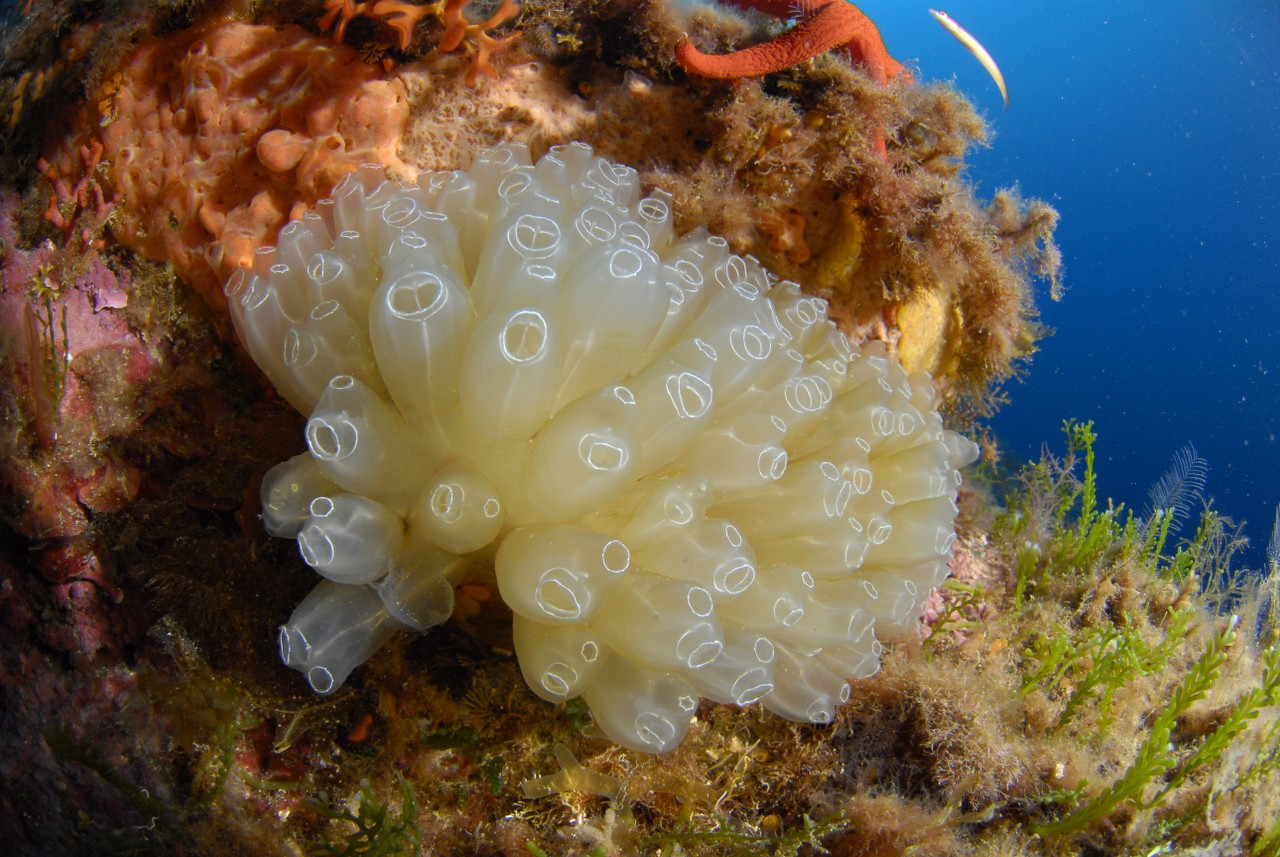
<box><xmin>675</xmin><ymin>0</ymin><xmax>910</xmax><ymax>86</ymax></box>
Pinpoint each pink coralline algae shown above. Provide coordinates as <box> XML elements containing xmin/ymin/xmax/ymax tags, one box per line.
<box><xmin>0</xmin><ymin>193</ymin><xmax>149</xmax><ymax>538</ymax></box>
<box><xmin>0</xmin><ymin>183</ymin><xmax>153</xmax><ymax>699</ymax></box>
<box><xmin>36</xmin><ymin>140</ymin><xmax>117</xmax><ymax>254</ymax></box>
<box><xmin>920</xmin><ymin>530</ymin><xmax>995</xmax><ymax>641</ymax></box>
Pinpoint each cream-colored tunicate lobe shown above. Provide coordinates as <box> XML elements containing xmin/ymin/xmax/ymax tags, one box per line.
<box><xmin>230</xmin><ymin>142</ymin><xmax>979</xmax><ymax>753</ymax></box>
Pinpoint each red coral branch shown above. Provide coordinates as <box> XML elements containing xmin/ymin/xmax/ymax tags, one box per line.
<box><xmin>317</xmin><ymin>0</ymin><xmax>521</xmax><ymax>85</ymax></box>
<box><xmin>452</xmin><ymin>0</ymin><xmax>522</xmax><ymax>85</ymax></box>
<box><xmin>318</xmin><ymin>0</ymin><xmax>374</xmax><ymax>44</ymax></box>
<box><xmin>438</xmin><ymin>0</ymin><xmax>471</xmax><ymax>51</ymax></box>
<box><xmin>35</xmin><ymin>139</ymin><xmax>117</xmax><ymax>253</ymax></box>
<box><xmin>371</xmin><ymin>0</ymin><xmax>436</xmax><ymax>50</ymax></box>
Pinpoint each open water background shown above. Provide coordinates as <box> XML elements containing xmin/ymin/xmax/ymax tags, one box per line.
<box><xmin>875</xmin><ymin>0</ymin><xmax>1280</xmax><ymax>568</ymax></box>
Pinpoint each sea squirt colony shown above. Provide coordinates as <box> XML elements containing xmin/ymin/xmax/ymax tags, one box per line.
<box><xmin>227</xmin><ymin>142</ymin><xmax>978</xmax><ymax>752</ymax></box>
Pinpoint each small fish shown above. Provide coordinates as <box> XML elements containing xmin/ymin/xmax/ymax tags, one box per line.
<box><xmin>930</xmin><ymin>9</ymin><xmax>1009</xmax><ymax>110</ymax></box>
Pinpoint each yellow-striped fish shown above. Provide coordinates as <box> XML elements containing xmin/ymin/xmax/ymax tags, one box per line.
<box><xmin>930</xmin><ymin>9</ymin><xmax>1009</xmax><ymax>110</ymax></box>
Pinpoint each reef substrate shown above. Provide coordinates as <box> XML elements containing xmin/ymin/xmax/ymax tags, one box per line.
<box><xmin>4</xmin><ymin>2</ymin><xmax>1273</xmax><ymax>857</ymax></box>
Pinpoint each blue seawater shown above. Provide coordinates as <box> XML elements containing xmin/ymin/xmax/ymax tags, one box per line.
<box><xmin>873</xmin><ymin>0</ymin><xmax>1280</xmax><ymax>567</ymax></box>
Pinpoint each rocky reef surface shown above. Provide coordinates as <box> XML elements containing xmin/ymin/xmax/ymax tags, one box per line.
<box><xmin>1</xmin><ymin>2</ymin><xmax>1275</xmax><ymax>856</ymax></box>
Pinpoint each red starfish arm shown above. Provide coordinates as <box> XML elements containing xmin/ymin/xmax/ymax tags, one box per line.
<box><xmin>844</xmin><ymin>27</ymin><xmax>909</xmax><ymax>86</ymax></box>
<box><xmin>676</xmin><ymin>0</ymin><xmax>908</xmax><ymax>85</ymax></box>
<box><xmin>676</xmin><ymin>3</ymin><xmax>856</xmax><ymax>78</ymax></box>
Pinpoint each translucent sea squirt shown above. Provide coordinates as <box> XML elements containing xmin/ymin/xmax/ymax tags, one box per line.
<box><xmin>230</xmin><ymin>142</ymin><xmax>979</xmax><ymax>753</ymax></box>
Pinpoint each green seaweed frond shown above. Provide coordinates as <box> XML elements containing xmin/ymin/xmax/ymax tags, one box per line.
<box><xmin>1018</xmin><ymin>607</ymin><xmax>1194</xmax><ymax>732</ymax></box>
<box><xmin>1138</xmin><ymin>507</ymin><xmax>1175</xmax><ymax>568</ymax></box>
<box><xmin>1050</xmin><ymin>421</ymin><xmax>1128</xmax><ymax>572</ymax></box>
<box><xmin>924</xmin><ymin>578</ymin><xmax>986</xmax><ymax>648</ymax></box>
<box><xmin>1256</xmin><ymin>818</ymin><xmax>1280</xmax><ymax>857</ymax></box>
<box><xmin>305</xmin><ymin>776</ymin><xmax>421</xmax><ymax>857</ymax></box>
<box><xmin>1009</xmin><ymin>542</ymin><xmax>1040</xmax><ymax>609</ymax></box>
<box><xmin>1013</xmin><ymin>608</ymin><xmax>1192</xmax><ymax>736</ymax></box>
<box><xmin>1160</xmin><ymin>510</ymin><xmax>1215</xmax><ymax>585</ymax></box>
<box><xmin>998</xmin><ymin>420</ymin><xmax>1132</xmax><ymax>610</ymax></box>
<box><xmin>1158</xmin><ymin>637</ymin><xmax>1280</xmax><ymax>803</ymax></box>
<box><xmin>1136</xmin><ymin>505</ymin><xmax>1240</xmax><ymax>587</ymax></box>
<box><xmin>1015</xmin><ymin>626</ymin><xmax>1073</xmax><ymax>698</ymax></box>
<box><xmin>1066</xmin><ymin>608</ymin><xmax>1192</xmax><ymax>731</ymax></box>
<box><xmin>1067</xmin><ymin>421</ymin><xmax>1099</xmax><ymax>528</ymax></box>
<box><xmin>1218</xmin><ymin>640</ymin><xmax>1280</xmax><ymax>794</ymax></box>
<box><xmin>1034</xmin><ymin>617</ymin><xmax>1239</xmax><ymax>837</ymax></box>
